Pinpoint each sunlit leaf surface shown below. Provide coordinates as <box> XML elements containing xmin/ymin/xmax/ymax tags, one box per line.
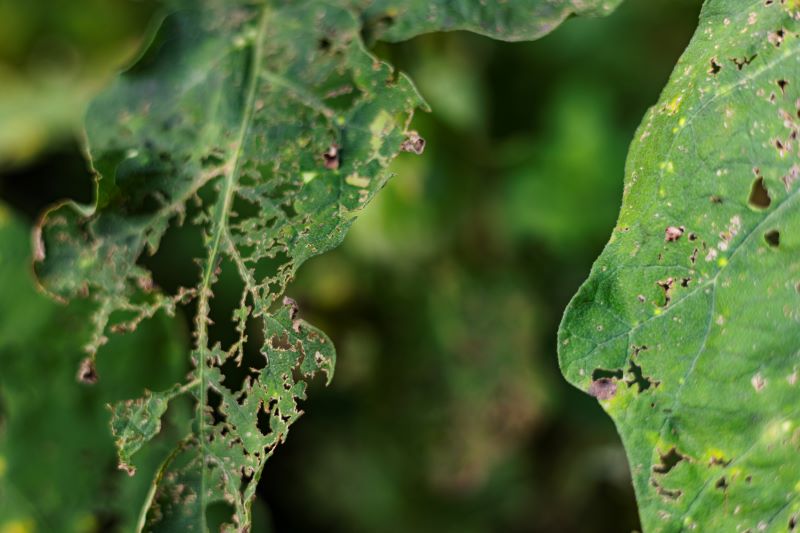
<box><xmin>560</xmin><ymin>1</ymin><xmax>800</xmax><ymax>530</ymax></box>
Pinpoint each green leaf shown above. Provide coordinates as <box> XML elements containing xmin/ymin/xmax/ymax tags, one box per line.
<box><xmin>0</xmin><ymin>203</ymin><xmax>188</xmax><ymax>532</ymax></box>
<box><xmin>559</xmin><ymin>1</ymin><xmax>800</xmax><ymax>530</ymax></box>
<box><xmin>361</xmin><ymin>0</ymin><xmax>623</xmax><ymax>42</ymax></box>
<box><xmin>31</xmin><ymin>0</ymin><xmax>623</xmax><ymax>529</ymax></box>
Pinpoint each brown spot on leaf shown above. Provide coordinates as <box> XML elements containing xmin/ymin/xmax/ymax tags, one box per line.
<box><xmin>77</xmin><ymin>357</ymin><xmax>98</xmax><ymax>384</ymax></box>
<box><xmin>588</xmin><ymin>378</ymin><xmax>617</xmax><ymax>400</ymax></box>
<box><xmin>782</xmin><ymin>164</ymin><xmax>800</xmax><ymax>191</ymax></box>
<box><xmin>657</xmin><ymin>277</ymin><xmax>675</xmax><ymax>306</ymax></box>
<box><xmin>322</xmin><ymin>145</ymin><xmax>340</xmax><ymax>170</ymax></box>
<box><xmin>751</xmin><ymin>372</ymin><xmax>767</xmax><ymax>392</ymax></box>
<box><xmin>118</xmin><ymin>461</ymin><xmax>136</xmax><ymax>476</ymax></box>
<box><xmin>283</xmin><ymin>296</ymin><xmax>299</xmax><ymax>319</ymax></box>
<box><xmin>665</xmin><ymin>226</ymin><xmax>685</xmax><ymax>242</ymax></box>
<box><xmin>651</xmin><ymin>478</ymin><xmax>682</xmax><ymax>500</ymax></box>
<box><xmin>709</xmin><ymin>454</ymin><xmax>731</xmax><ymax>467</ymax></box>
<box><xmin>400</xmin><ymin>131</ymin><xmax>426</xmax><ymax>155</ymax></box>
<box><xmin>768</xmin><ymin>29</ymin><xmax>785</xmax><ymax>47</ymax></box>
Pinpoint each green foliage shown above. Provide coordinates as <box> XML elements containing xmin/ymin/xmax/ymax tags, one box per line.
<box><xmin>29</xmin><ymin>0</ymin><xmax>621</xmax><ymax>529</ymax></box>
<box><xmin>0</xmin><ymin>203</ymin><xmax>188</xmax><ymax>532</ymax></box>
<box><xmin>559</xmin><ymin>0</ymin><xmax>800</xmax><ymax>530</ymax></box>
<box><xmin>0</xmin><ymin>0</ymin><xmax>158</xmax><ymax>165</ymax></box>
<box><xmin>362</xmin><ymin>0</ymin><xmax>622</xmax><ymax>41</ymax></box>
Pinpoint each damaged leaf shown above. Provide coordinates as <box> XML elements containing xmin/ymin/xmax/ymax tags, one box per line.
<box><xmin>31</xmin><ymin>0</ymin><xmax>622</xmax><ymax>529</ymax></box>
<box><xmin>0</xmin><ymin>203</ymin><xmax>188</xmax><ymax>531</ymax></box>
<box><xmin>560</xmin><ymin>1</ymin><xmax>800</xmax><ymax>531</ymax></box>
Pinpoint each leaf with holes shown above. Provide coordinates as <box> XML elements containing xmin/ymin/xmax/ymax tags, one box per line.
<box><xmin>0</xmin><ymin>202</ymin><xmax>188</xmax><ymax>531</ymax></box>
<box><xmin>559</xmin><ymin>1</ymin><xmax>800</xmax><ymax>531</ymax></box>
<box><xmin>31</xmin><ymin>0</ymin><xmax>623</xmax><ymax>529</ymax></box>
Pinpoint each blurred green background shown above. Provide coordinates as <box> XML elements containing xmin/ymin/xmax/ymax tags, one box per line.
<box><xmin>0</xmin><ymin>0</ymin><xmax>703</xmax><ymax>531</ymax></box>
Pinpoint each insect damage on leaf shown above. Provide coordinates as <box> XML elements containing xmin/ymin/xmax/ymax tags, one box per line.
<box><xmin>33</xmin><ymin>1</ymin><xmax>423</xmax><ymax>527</ymax></box>
<box><xmin>559</xmin><ymin>0</ymin><xmax>800</xmax><ymax>530</ymax></box>
<box><xmin>30</xmin><ymin>0</ymin><xmax>624</xmax><ymax>529</ymax></box>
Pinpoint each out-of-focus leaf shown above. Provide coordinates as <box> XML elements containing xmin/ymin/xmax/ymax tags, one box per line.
<box><xmin>559</xmin><ymin>1</ymin><xmax>800</xmax><ymax>530</ymax></box>
<box><xmin>500</xmin><ymin>85</ymin><xmax>624</xmax><ymax>255</ymax></box>
<box><xmin>361</xmin><ymin>0</ymin><xmax>623</xmax><ymax>42</ymax></box>
<box><xmin>0</xmin><ymin>0</ymin><xmax>157</xmax><ymax>165</ymax></box>
<box><xmin>0</xmin><ymin>203</ymin><xmax>187</xmax><ymax>532</ymax></box>
<box><xmin>285</xmin><ymin>263</ymin><xmax>547</xmax><ymax>533</ymax></box>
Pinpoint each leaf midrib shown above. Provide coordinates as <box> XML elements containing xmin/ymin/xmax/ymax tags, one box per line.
<box><xmin>194</xmin><ymin>6</ymin><xmax>271</xmax><ymax>529</ymax></box>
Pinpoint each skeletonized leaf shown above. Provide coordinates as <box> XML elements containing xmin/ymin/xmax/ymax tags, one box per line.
<box><xmin>32</xmin><ymin>0</ymin><xmax>623</xmax><ymax>529</ymax></box>
<box><xmin>36</xmin><ymin>1</ymin><xmax>418</xmax><ymax>527</ymax></box>
<box><xmin>0</xmin><ymin>202</ymin><xmax>188</xmax><ymax>531</ymax></box>
<box><xmin>559</xmin><ymin>1</ymin><xmax>800</xmax><ymax>530</ymax></box>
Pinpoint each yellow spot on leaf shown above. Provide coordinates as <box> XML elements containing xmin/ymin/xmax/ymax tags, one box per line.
<box><xmin>717</xmin><ymin>258</ymin><xmax>728</xmax><ymax>267</ymax></box>
<box><xmin>369</xmin><ymin>110</ymin><xmax>393</xmax><ymax>153</ymax></box>
<box><xmin>301</xmin><ymin>172</ymin><xmax>317</xmax><ymax>184</ymax></box>
<box><xmin>666</xmin><ymin>95</ymin><xmax>683</xmax><ymax>115</ymax></box>
<box><xmin>345</xmin><ymin>173</ymin><xmax>370</xmax><ymax>188</ymax></box>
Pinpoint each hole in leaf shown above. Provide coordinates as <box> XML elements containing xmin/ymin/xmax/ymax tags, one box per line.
<box><xmin>709</xmin><ymin>58</ymin><xmax>721</xmax><ymax>74</ymax></box>
<box><xmin>626</xmin><ymin>360</ymin><xmax>659</xmax><ymax>393</ymax></box>
<box><xmin>731</xmin><ymin>54</ymin><xmax>757</xmax><ymax>70</ymax></box>
<box><xmin>749</xmin><ymin>177</ymin><xmax>772</xmax><ymax>209</ymax></box>
<box><xmin>257</xmin><ymin>401</ymin><xmax>272</xmax><ymax>436</ymax></box>
<box><xmin>765</xmin><ymin>229</ymin><xmax>780</xmax><ymax>247</ymax></box>
<box><xmin>592</xmin><ymin>368</ymin><xmax>623</xmax><ymax>380</ymax></box>
<box><xmin>657</xmin><ymin>277</ymin><xmax>674</xmax><ymax>306</ymax></box>
<box><xmin>652</xmin><ymin>447</ymin><xmax>685</xmax><ymax>474</ymax></box>
<box><xmin>715</xmin><ymin>477</ymin><xmax>728</xmax><ymax>490</ymax></box>
<box><xmin>207</xmin><ymin>387</ymin><xmax>225</xmax><ymax>425</ymax></box>
<box><xmin>206</xmin><ymin>501</ymin><xmax>236</xmax><ymax>532</ymax></box>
